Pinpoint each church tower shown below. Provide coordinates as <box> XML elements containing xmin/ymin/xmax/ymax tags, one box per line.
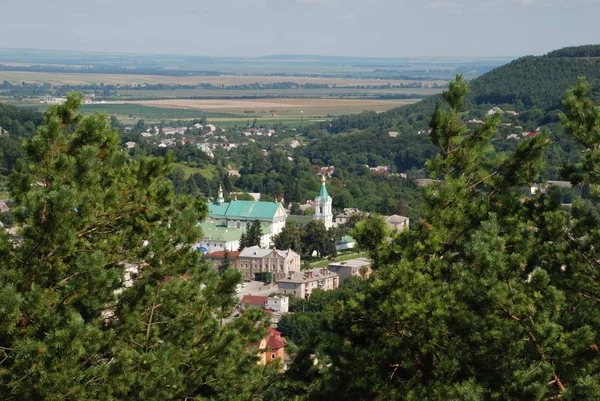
<box><xmin>217</xmin><ymin>184</ymin><xmax>225</xmax><ymax>205</ymax></box>
<box><xmin>314</xmin><ymin>175</ymin><xmax>333</xmax><ymax>229</ymax></box>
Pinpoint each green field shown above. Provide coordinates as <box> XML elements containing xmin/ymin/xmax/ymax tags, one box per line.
<box><xmin>173</xmin><ymin>163</ymin><xmax>216</xmax><ymax>180</ymax></box>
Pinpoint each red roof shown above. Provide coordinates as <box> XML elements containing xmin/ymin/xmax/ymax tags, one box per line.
<box><xmin>240</xmin><ymin>295</ymin><xmax>267</xmax><ymax>306</ymax></box>
<box><xmin>267</xmin><ymin>327</ymin><xmax>281</xmax><ymax>336</ymax></box>
<box><xmin>527</xmin><ymin>132</ymin><xmax>537</xmax><ymax>137</ymax></box>
<box><xmin>205</xmin><ymin>251</ymin><xmax>240</xmax><ymax>259</ymax></box>
<box><xmin>266</xmin><ymin>335</ymin><xmax>286</xmax><ymax>349</ymax></box>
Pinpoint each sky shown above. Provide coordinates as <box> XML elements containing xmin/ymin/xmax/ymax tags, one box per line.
<box><xmin>0</xmin><ymin>0</ymin><xmax>599</xmax><ymax>58</ymax></box>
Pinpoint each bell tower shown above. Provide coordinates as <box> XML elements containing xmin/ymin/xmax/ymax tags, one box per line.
<box><xmin>314</xmin><ymin>175</ymin><xmax>333</xmax><ymax>229</ymax></box>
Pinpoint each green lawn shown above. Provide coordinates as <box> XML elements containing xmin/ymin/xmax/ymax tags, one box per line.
<box><xmin>173</xmin><ymin>162</ymin><xmax>216</xmax><ymax>180</ymax></box>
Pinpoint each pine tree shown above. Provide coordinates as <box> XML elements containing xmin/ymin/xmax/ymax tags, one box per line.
<box><xmin>0</xmin><ymin>93</ymin><xmax>278</xmax><ymax>400</ymax></box>
<box><xmin>309</xmin><ymin>76</ymin><xmax>600</xmax><ymax>400</ymax></box>
<box><xmin>218</xmin><ymin>250</ymin><xmax>232</xmax><ymax>275</ymax></box>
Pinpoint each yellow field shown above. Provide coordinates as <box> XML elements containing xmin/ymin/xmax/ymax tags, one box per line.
<box><xmin>129</xmin><ymin>98</ymin><xmax>415</xmax><ymax>113</ymax></box>
<box><xmin>0</xmin><ymin>70</ymin><xmax>435</xmax><ymax>87</ymax></box>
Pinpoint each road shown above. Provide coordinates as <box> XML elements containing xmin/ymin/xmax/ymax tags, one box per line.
<box><xmin>236</xmin><ymin>280</ymin><xmax>279</xmax><ymax>299</ymax></box>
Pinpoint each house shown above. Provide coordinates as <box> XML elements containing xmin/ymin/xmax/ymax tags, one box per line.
<box><xmin>530</xmin><ymin>180</ymin><xmax>573</xmax><ymax>195</ymax></box>
<box><xmin>228</xmin><ymin>169</ymin><xmax>241</xmax><ymax>178</ymax></box>
<box><xmin>384</xmin><ymin>215</ymin><xmax>410</xmax><ymax>231</ymax></box>
<box><xmin>0</xmin><ymin>200</ymin><xmax>9</xmax><ymax>213</ymax></box>
<box><xmin>335</xmin><ymin>235</ymin><xmax>356</xmax><ymax>251</ymax></box>
<box><xmin>266</xmin><ymin>295</ymin><xmax>289</xmax><ymax>313</ymax></box>
<box><xmin>240</xmin><ymin>295</ymin><xmax>289</xmax><ymax>314</ymax></box>
<box><xmin>487</xmin><ymin>107</ymin><xmax>503</xmax><ymax>115</ymax></box>
<box><xmin>204</xmin><ymin>250</ymin><xmax>241</xmax><ymax>269</ymax></box>
<box><xmin>328</xmin><ymin>258</ymin><xmax>372</xmax><ymax>282</ymax></box>
<box><xmin>277</xmin><ymin>268</ymin><xmax>339</xmax><ymax>299</ymax></box>
<box><xmin>240</xmin><ymin>295</ymin><xmax>268</xmax><ymax>310</ymax></box>
<box><xmin>257</xmin><ymin>327</ymin><xmax>287</xmax><ymax>372</ymax></box>
<box><xmin>388</xmin><ymin>131</ymin><xmax>400</xmax><ymax>137</ymax></box>
<box><xmin>162</xmin><ymin>127</ymin><xmax>187</xmax><ymax>135</ymax></box>
<box><xmin>124</xmin><ymin>141</ymin><xmax>136</xmax><ymax>149</ymax></box>
<box><xmin>368</xmin><ymin>165</ymin><xmax>390</xmax><ymax>175</ymax></box>
<box><xmin>236</xmin><ymin>246</ymin><xmax>300</xmax><ymax>281</ymax></box>
<box><xmin>334</xmin><ymin>208</ymin><xmax>363</xmax><ymax>225</ymax></box>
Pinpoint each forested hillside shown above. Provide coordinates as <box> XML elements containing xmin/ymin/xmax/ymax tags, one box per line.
<box><xmin>0</xmin><ymin>104</ymin><xmax>44</xmax><ymax>175</ymax></box>
<box><xmin>320</xmin><ymin>45</ymin><xmax>600</xmax><ymax>135</ymax></box>
<box><xmin>302</xmin><ymin>45</ymin><xmax>600</xmax><ymax>180</ymax></box>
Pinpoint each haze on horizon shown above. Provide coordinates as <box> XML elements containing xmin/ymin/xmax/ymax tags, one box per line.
<box><xmin>1</xmin><ymin>0</ymin><xmax>598</xmax><ymax>59</ymax></box>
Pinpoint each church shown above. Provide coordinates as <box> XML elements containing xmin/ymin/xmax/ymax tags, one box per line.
<box><xmin>314</xmin><ymin>175</ymin><xmax>333</xmax><ymax>229</ymax></box>
<box><xmin>197</xmin><ymin>186</ymin><xmax>288</xmax><ymax>253</ymax></box>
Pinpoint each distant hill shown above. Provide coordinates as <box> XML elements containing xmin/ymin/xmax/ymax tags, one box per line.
<box><xmin>321</xmin><ymin>45</ymin><xmax>600</xmax><ymax>135</ymax></box>
<box><xmin>304</xmin><ymin>45</ymin><xmax>600</xmax><ymax>178</ymax></box>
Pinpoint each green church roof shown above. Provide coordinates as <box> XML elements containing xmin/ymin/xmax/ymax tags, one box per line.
<box><xmin>318</xmin><ymin>182</ymin><xmax>329</xmax><ymax>200</ymax></box>
<box><xmin>199</xmin><ymin>221</ymin><xmax>272</xmax><ymax>242</ymax></box>
<box><xmin>198</xmin><ymin>222</ymin><xmax>244</xmax><ymax>242</ymax></box>
<box><xmin>208</xmin><ymin>200</ymin><xmax>282</xmax><ymax>220</ymax></box>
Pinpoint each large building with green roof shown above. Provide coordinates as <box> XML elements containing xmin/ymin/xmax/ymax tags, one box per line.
<box><xmin>197</xmin><ymin>185</ymin><xmax>287</xmax><ymax>253</ymax></box>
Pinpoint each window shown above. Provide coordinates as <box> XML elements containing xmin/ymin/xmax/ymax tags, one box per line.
<box><xmin>271</xmin><ymin>354</ymin><xmax>276</xmax><ymax>359</ymax></box>
<box><xmin>320</xmin><ymin>207</ymin><xmax>323</xmax><ymax>214</ymax></box>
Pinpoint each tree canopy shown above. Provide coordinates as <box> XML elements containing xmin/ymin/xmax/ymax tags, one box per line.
<box><xmin>0</xmin><ymin>93</ymin><xmax>277</xmax><ymax>400</ymax></box>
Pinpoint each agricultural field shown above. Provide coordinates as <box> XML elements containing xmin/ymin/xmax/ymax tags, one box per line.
<box><xmin>10</xmin><ymin>97</ymin><xmax>422</xmax><ymax>126</ymax></box>
<box><xmin>115</xmin><ymin>87</ymin><xmax>441</xmax><ymax>100</ymax></box>
<box><xmin>0</xmin><ymin>71</ymin><xmax>440</xmax><ymax>87</ymax></box>
<box><xmin>126</xmin><ymin>98</ymin><xmax>419</xmax><ymax>126</ymax></box>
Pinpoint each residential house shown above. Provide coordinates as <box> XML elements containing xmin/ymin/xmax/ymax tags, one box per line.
<box><xmin>328</xmin><ymin>258</ymin><xmax>372</xmax><ymax>282</ymax></box>
<box><xmin>236</xmin><ymin>246</ymin><xmax>300</xmax><ymax>281</ymax></box>
<box><xmin>203</xmin><ymin>250</ymin><xmax>240</xmax><ymax>269</ymax></box>
<box><xmin>124</xmin><ymin>141</ymin><xmax>136</xmax><ymax>149</ymax></box>
<box><xmin>384</xmin><ymin>214</ymin><xmax>410</xmax><ymax>231</ymax></box>
<box><xmin>257</xmin><ymin>327</ymin><xmax>287</xmax><ymax>372</ymax></box>
<box><xmin>276</xmin><ymin>268</ymin><xmax>339</xmax><ymax>299</ymax></box>
<box><xmin>368</xmin><ymin>165</ymin><xmax>390</xmax><ymax>175</ymax></box>
<box><xmin>388</xmin><ymin>131</ymin><xmax>400</xmax><ymax>137</ymax></box>
<box><xmin>335</xmin><ymin>235</ymin><xmax>356</xmax><ymax>251</ymax></box>
<box><xmin>334</xmin><ymin>208</ymin><xmax>363</xmax><ymax>225</ymax></box>
<box><xmin>162</xmin><ymin>127</ymin><xmax>187</xmax><ymax>136</ymax></box>
<box><xmin>530</xmin><ymin>180</ymin><xmax>573</xmax><ymax>195</ymax></box>
<box><xmin>240</xmin><ymin>295</ymin><xmax>289</xmax><ymax>314</ymax></box>
<box><xmin>240</xmin><ymin>295</ymin><xmax>268</xmax><ymax>310</ymax></box>
<box><xmin>266</xmin><ymin>296</ymin><xmax>289</xmax><ymax>313</ymax></box>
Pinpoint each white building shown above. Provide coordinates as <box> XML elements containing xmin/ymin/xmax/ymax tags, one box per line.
<box><xmin>314</xmin><ymin>176</ymin><xmax>333</xmax><ymax>229</ymax></box>
<box><xmin>266</xmin><ymin>296</ymin><xmax>289</xmax><ymax>313</ymax></box>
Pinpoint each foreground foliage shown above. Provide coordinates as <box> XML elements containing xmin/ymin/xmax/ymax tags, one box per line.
<box><xmin>0</xmin><ymin>94</ymin><xmax>276</xmax><ymax>400</ymax></box>
<box><xmin>288</xmin><ymin>76</ymin><xmax>600</xmax><ymax>400</ymax></box>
